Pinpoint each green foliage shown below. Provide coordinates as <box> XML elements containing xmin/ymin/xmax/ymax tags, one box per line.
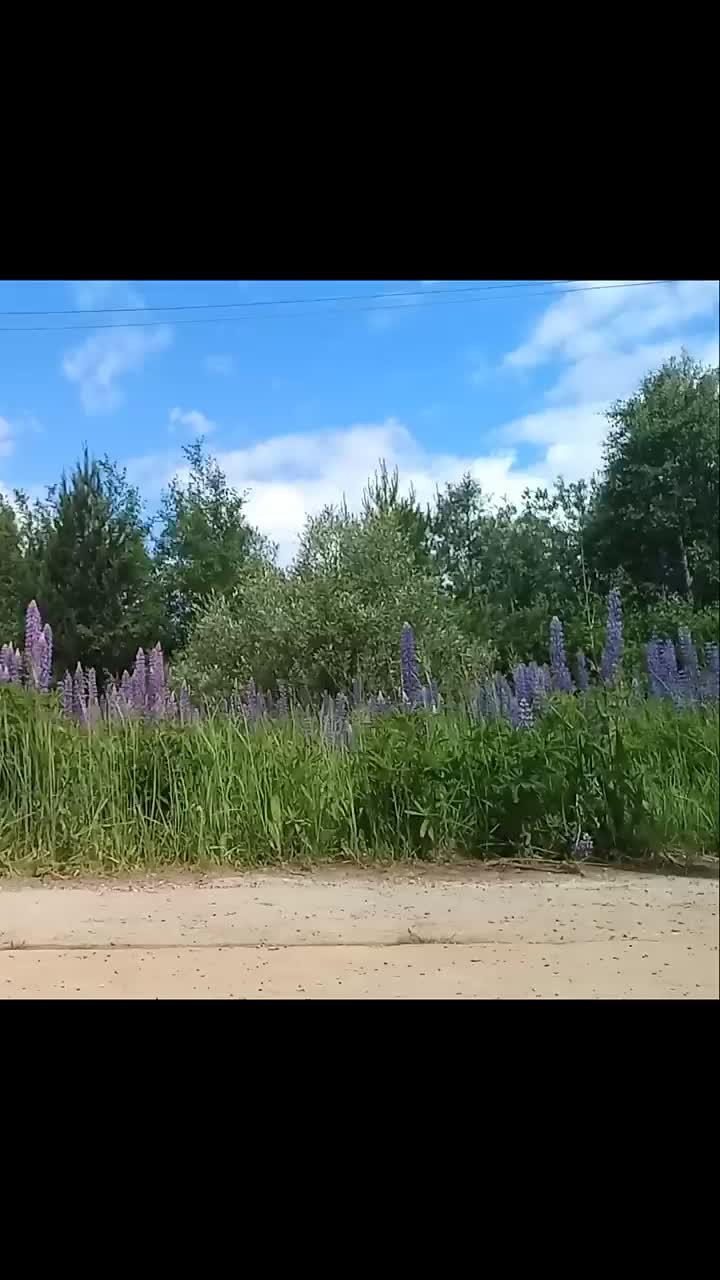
<box><xmin>1</xmin><ymin>692</ymin><xmax>716</xmax><ymax>873</ymax></box>
<box><xmin>30</xmin><ymin>449</ymin><xmax>164</xmax><ymax>678</ymax></box>
<box><xmin>587</xmin><ymin>351</ymin><xmax>719</xmax><ymax>606</ymax></box>
<box><xmin>154</xmin><ymin>440</ymin><xmax>272</xmax><ymax>650</ymax></box>
<box><xmin>0</xmin><ymin>496</ymin><xmax>24</xmax><ymax>641</ymax></box>
<box><xmin>2</xmin><ymin>347</ymin><xmax>718</xmax><ymax>699</ymax></box>
<box><xmin>178</xmin><ymin>505</ymin><xmax>492</xmax><ymax>700</ymax></box>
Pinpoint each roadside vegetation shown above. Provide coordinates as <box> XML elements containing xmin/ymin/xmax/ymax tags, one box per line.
<box><xmin>0</xmin><ymin>351</ymin><xmax>718</xmax><ymax>874</ymax></box>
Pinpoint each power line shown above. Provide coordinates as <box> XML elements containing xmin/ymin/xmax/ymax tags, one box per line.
<box><xmin>0</xmin><ymin>279</ymin><xmax>572</xmax><ymax>318</ymax></box>
<box><xmin>0</xmin><ymin>280</ymin><xmax>673</xmax><ymax>334</ymax></box>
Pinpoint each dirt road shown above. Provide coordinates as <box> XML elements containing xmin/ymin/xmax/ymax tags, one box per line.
<box><xmin>0</xmin><ymin>864</ymin><xmax>717</xmax><ymax>998</ymax></box>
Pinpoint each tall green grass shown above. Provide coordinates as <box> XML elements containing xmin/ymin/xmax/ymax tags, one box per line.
<box><xmin>0</xmin><ymin>685</ymin><xmax>717</xmax><ymax>874</ymax></box>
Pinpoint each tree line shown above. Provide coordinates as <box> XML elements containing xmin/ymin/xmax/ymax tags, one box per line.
<box><xmin>1</xmin><ymin>351</ymin><xmax>717</xmax><ymax>696</ymax></box>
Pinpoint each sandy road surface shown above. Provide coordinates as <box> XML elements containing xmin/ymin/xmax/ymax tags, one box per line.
<box><xmin>0</xmin><ymin>865</ymin><xmax>717</xmax><ymax>998</ymax></box>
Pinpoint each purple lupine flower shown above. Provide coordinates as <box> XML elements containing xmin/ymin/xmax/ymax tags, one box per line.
<box><xmin>517</xmin><ymin>697</ymin><xmax>534</xmax><ymax>729</ymax></box>
<box><xmin>400</xmin><ymin>622</ymin><xmax>422</xmax><ymax>706</ymax></box>
<box><xmin>36</xmin><ymin>632</ymin><xmax>48</xmax><ymax>692</ymax></box>
<box><xmin>10</xmin><ymin>647</ymin><xmax>22</xmax><ymax>684</ymax></box>
<box><xmin>61</xmin><ymin>671</ymin><xmax>74</xmax><ymax>718</ymax></box>
<box><xmin>646</xmin><ymin>638</ymin><xmax>680</xmax><ymax>700</ymax></box>
<box><xmin>600</xmin><ymin>588</ymin><xmax>623</xmax><ymax>685</ymax></box>
<box><xmin>513</xmin><ymin>663</ymin><xmax>532</xmax><ymax>706</ymax></box>
<box><xmin>549</xmin><ymin>617</ymin><xmax>574</xmax><ymax>693</ymax></box>
<box><xmin>131</xmin><ymin>648</ymin><xmax>147</xmax><ymax>713</ymax></box>
<box><xmin>576</xmin><ymin>650</ymin><xmax>589</xmax><ymax>693</ymax></box>
<box><xmin>103</xmin><ymin>679</ymin><xmax>119</xmax><ymax>722</ymax></box>
<box><xmin>72</xmin><ymin>662</ymin><xmax>87</xmax><ymax>722</ymax></box>
<box><xmin>24</xmin><ymin>600</ymin><xmax>43</xmax><ymax>688</ymax></box>
<box><xmin>701</xmin><ymin>643</ymin><xmax>720</xmax><ymax>704</ymax></box>
<box><xmin>528</xmin><ymin>661</ymin><xmax>552</xmax><ymax>703</ymax></box>
<box><xmin>40</xmin><ymin>623</ymin><xmax>53</xmax><ymax>691</ymax></box>
<box><xmin>677</xmin><ymin>626</ymin><xmax>699</xmax><ymax>700</ymax></box>
<box><xmin>86</xmin><ymin>668</ymin><xmax>99</xmax><ymax>725</ymax></box>
<box><xmin>119</xmin><ymin>670</ymin><xmax>133</xmax><ymax>714</ymax></box>
<box><xmin>147</xmin><ymin>644</ymin><xmax>165</xmax><ymax>718</ymax></box>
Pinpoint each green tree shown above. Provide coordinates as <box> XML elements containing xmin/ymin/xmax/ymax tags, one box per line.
<box><xmin>587</xmin><ymin>351</ymin><xmax>720</xmax><ymax>606</ymax></box>
<box><xmin>155</xmin><ymin>440</ymin><xmax>271</xmax><ymax>650</ymax></box>
<box><xmin>36</xmin><ymin>449</ymin><xmax>163</xmax><ymax>677</ymax></box>
<box><xmin>0</xmin><ymin>495</ymin><xmax>24</xmax><ymax>642</ymax></box>
<box><xmin>180</xmin><ymin>498</ymin><xmax>491</xmax><ymax>701</ymax></box>
<box><xmin>361</xmin><ymin>460</ymin><xmax>430</xmax><ymax>565</ymax></box>
<box><xmin>430</xmin><ymin>475</ymin><xmax>602</xmax><ymax>665</ymax></box>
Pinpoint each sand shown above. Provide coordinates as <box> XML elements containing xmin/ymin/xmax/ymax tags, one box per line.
<box><xmin>0</xmin><ymin>864</ymin><xmax>717</xmax><ymax>998</ymax></box>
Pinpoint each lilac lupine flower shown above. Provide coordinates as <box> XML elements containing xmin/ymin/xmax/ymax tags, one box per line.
<box><xmin>646</xmin><ymin>638</ymin><xmax>681</xmax><ymax>700</ymax></box>
<box><xmin>61</xmin><ymin>671</ymin><xmax>74</xmax><ymax>718</ymax></box>
<box><xmin>513</xmin><ymin>663</ymin><xmax>532</xmax><ymax>706</ymax></box>
<box><xmin>147</xmin><ymin>644</ymin><xmax>165</xmax><ymax>718</ymax></box>
<box><xmin>72</xmin><ymin>663</ymin><xmax>87</xmax><ymax>722</ymax></box>
<box><xmin>528</xmin><ymin>661</ymin><xmax>551</xmax><ymax>704</ymax></box>
<box><xmin>549</xmin><ymin>617</ymin><xmax>574</xmax><ymax>693</ymax></box>
<box><xmin>600</xmin><ymin>589</ymin><xmax>623</xmax><ymax>685</ymax></box>
<box><xmin>131</xmin><ymin>648</ymin><xmax>147</xmax><ymax>713</ymax></box>
<box><xmin>645</xmin><ymin>638</ymin><xmax>665</xmax><ymax>698</ymax></box>
<box><xmin>0</xmin><ymin>643</ymin><xmax>10</xmax><ymax>683</ymax></box>
<box><xmin>40</xmin><ymin>623</ymin><xmax>53</xmax><ymax>691</ymax></box>
<box><xmin>103</xmin><ymin>679</ymin><xmax>119</xmax><ymax>722</ymax></box>
<box><xmin>24</xmin><ymin>600</ymin><xmax>43</xmax><ymax>687</ymax></box>
<box><xmin>677</xmin><ymin>626</ymin><xmax>699</xmax><ymax>701</ymax></box>
<box><xmin>10</xmin><ymin>647</ymin><xmax>22</xmax><ymax>684</ymax></box>
<box><xmin>36</xmin><ymin>632</ymin><xmax>48</xmax><ymax>693</ymax></box>
<box><xmin>702</xmin><ymin>643</ymin><xmax>720</xmax><ymax>704</ymax></box>
<box><xmin>517</xmin><ymin>697</ymin><xmax>534</xmax><ymax>729</ymax></box>
<box><xmin>576</xmin><ymin>650</ymin><xmax>589</xmax><ymax>693</ymax></box>
<box><xmin>86</xmin><ymin>668</ymin><xmax>99</xmax><ymax>725</ymax></box>
<box><xmin>119</xmin><ymin>670</ymin><xmax>133</xmax><ymax>715</ymax></box>
<box><xmin>400</xmin><ymin>622</ymin><xmax>422</xmax><ymax>706</ymax></box>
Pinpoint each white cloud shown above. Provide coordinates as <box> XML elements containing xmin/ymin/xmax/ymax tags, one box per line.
<box><xmin>117</xmin><ymin>283</ymin><xmax>718</xmax><ymax>569</ymax></box>
<box><xmin>204</xmin><ymin>354</ymin><xmax>235</xmax><ymax>376</ymax></box>
<box><xmin>62</xmin><ymin>281</ymin><xmax>173</xmax><ymax>413</ymax></box>
<box><xmin>62</xmin><ymin>325</ymin><xmax>173</xmax><ymax>414</ymax></box>
<box><xmin>496</xmin><ymin>280</ymin><xmax>719</xmax><ymax>482</ymax></box>
<box><xmin>505</xmin><ymin>280</ymin><xmax>718</xmax><ymax>371</ymax></box>
<box><xmin>127</xmin><ymin>418</ymin><xmax>551</xmax><ymax>567</ymax></box>
<box><xmin>169</xmin><ymin>407</ymin><xmax>216</xmax><ymax>436</ymax></box>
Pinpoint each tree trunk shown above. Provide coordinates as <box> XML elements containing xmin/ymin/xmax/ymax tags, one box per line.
<box><xmin>678</xmin><ymin>532</ymin><xmax>694</xmax><ymax>605</ymax></box>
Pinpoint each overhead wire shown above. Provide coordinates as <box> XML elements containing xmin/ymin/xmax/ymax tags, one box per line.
<box><xmin>0</xmin><ymin>280</ymin><xmax>674</xmax><ymax>333</ymax></box>
<box><xmin>0</xmin><ymin>279</ymin><xmax>574</xmax><ymax>317</ymax></box>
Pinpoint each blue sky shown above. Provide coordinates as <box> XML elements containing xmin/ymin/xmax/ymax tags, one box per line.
<box><xmin>1</xmin><ymin>278</ymin><xmax>717</xmax><ymax>562</ymax></box>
